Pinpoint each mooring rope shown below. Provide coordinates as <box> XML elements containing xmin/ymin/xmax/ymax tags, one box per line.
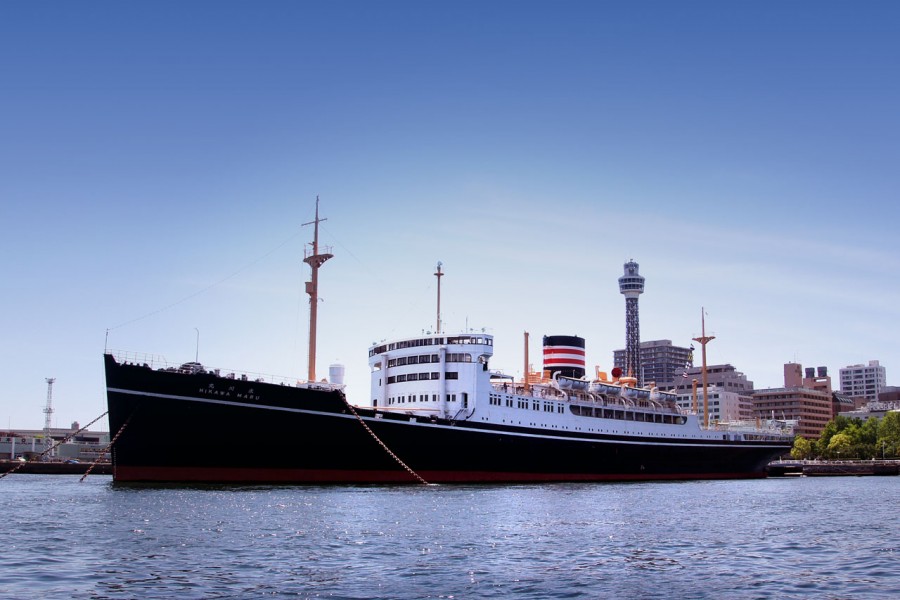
<box><xmin>80</xmin><ymin>409</ymin><xmax>136</xmax><ymax>482</ymax></box>
<box><xmin>339</xmin><ymin>394</ymin><xmax>430</xmax><ymax>485</ymax></box>
<box><xmin>0</xmin><ymin>411</ymin><xmax>109</xmax><ymax>481</ymax></box>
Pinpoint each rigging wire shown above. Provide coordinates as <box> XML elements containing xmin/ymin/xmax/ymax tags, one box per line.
<box><xmin>320</xmin><ymin>222</ymin><xmax>363</xmax><ymax>266</ymax></box>
<box><xmin>0</xmin><ymin>411</ymin><xmax>109</xmax><ymax>481</ymax></box>
<box><xmin>80</xmin><ymin>409</ymin><xmax>136</xmax><ymax>482</ymax></box>
<box><xmin>107</xmin><ymin>227</ymin><xmax>306</xmax><ymax>332</ymax></box>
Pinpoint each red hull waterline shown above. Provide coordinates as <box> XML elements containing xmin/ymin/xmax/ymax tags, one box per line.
<box><xmin>112</xmin><ymin>465</ymin><xmax>768</xmax><ymax>484</ymax></box>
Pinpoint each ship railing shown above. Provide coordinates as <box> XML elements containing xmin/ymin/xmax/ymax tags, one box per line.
<box><xmin>109</xmin><ymin>350</ymin><xmax>343</xmax><ymax>391</ymax></box>
<box><xmin>451</xmin><ymin>407</ymin><xmax>471</xmax><ymax>421</ymax></box>
<box><xmin>713</xmin><ymin>419</ymin><xmax>796</xmax><ymax>436</ymax></box>
<box><xmin>570</xmin><ymin>391</ymin><xmax>680</xmax><ymax>413</ymax></box>
<box><xmin>489</xmin><ymin>381</ymin><xmax>681</xmax><ymax>415</ymax></box>
<box><xmin>109</xmin><ymin>350</ymin><xmax>172</xmax><ymax>370</ymax></box>
<box><xmin>211</xmin><ymin>369</ymin><xmax>344</xmax><ymax>391</ymax></box>
<box><xmin>490</xmin><ymin>382</ymin><xmax>564</xmax><ymax>400</ymax></box>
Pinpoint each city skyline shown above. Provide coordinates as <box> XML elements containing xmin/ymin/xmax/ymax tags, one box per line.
<box><xmin>2</xmin><ymin>1</ymin><xmax>899</xmax><ymax>430</ymax></box>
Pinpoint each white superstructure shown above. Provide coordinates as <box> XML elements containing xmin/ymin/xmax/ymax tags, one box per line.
<box><xmin>369</xmin><ymin>333</ymin><xmax>492</xmax><ymax>420</ymax></box>
<box><xmin>368</xmin><ymin>332</ymin><xmax>793</xmax><ymax>442</ymax></box>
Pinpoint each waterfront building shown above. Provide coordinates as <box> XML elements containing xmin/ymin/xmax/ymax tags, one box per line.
<box><xmin>672</xmin><ymin>364</ymin><xmax>755</xmax><ymax>423</ymax></box>
<box><xmin>839</xmin><ymin>401</ymin><xmax>900</xmax><ymax>422</ymax></box>
<box><xmin>832</xmin><ymin>391</ymin><xmax>859</xmax><ymax>418</ymax></box>
<box><xmin>783</xmin><ymin>364</ymin><xmax>863</xmax><ymax>418</ymax></box>
<box><xmin>671</xmin><ymin>363</ymin><xmax>754</xmax><ymax>395</ymax></box>
<box><xmin>789</xmin><ymin>364</ymin><xmax>832</xmax><ymax>394</ymax></box>
<box><xmin>613</xmin><ymin>339</ymin><xmax>693</xmax><ymax>389</ymax></box>
<box><xmin>752</xmin><ymin>363</ymin><xmax>833</xmax><ymax>439</ymax></box>
<box><xmin>675</xmin><ymin>386</ymin><xmax>753</xmax><ymax>422</ymax></box>
<box><xmin>0</xmin><ymin>433</ymin><xmax>43</xmax><ymax>461</ymax></box>
<box><xmin>838</xmin><ymin>386</ymin><xmax>900</xmax><ymax>422</ymax></box>
<box><xmin>879</xmin><ymin>386</ymin><xmax>900</xmax><ymax>403</ymax></box>
<box><xmin>840</xmin><ymin>360</ymin><xmax>886</xmax><ymax>402</ymax></box>
<box><xmin>0</xmin><ymin>426</ymin><xmax>109</xmax><ymax>461</ymax></box>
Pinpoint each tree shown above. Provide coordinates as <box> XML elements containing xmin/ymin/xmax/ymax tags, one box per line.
<box><xmin>877</xmin><ymin>412</ymin><xmax>900</xmax><ymax>459</ymax></box>
<box><xmin>859</xmin><ymin>417</ymin><xmax>879</xmax><ymax>445</ymax></box>
<box><xmin>817</xmin><ymin>419</ymin><xmax>841</xmax><ymax>457</ymax></box>
<box><xmin>817</xmin><ymin>415</ymin><xmax>870</xmax><ymax>458</ymax></box>
<box><xmin>791</xmin><ymin>436</ymin><xmax>813</xmax><ymax>460</ymax></box>
<box><xmin>849</xmin><ymin>417</ymin><xmax>879</xmax><ymax>458</ymax></box>
<box><xmin>827</xmin><ymin>432</ymin><xmax>852</xmax><ymax>459</ymax></box>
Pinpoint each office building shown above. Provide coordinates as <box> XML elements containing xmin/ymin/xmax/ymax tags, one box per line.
<box><xmin>613</xmin><ymin>339</ymin><xmax>693</xmax><ymax>389</ymax></box>
<box><xmin>675</xmin><ymin>386</ymin><xmax>753</xmax><ymax>422</ymax></box>
<box><xmin>840</xmin><ymin>361</ymin><xmax>887</xmax><ymax>402</ymax></box>
<box><xmin>752</xmin><ymin>363</ymin><xmax>833</xmax><ymax>439</ymax></box>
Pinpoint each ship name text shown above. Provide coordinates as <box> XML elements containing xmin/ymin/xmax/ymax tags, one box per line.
<box><xmin>199</xmin><ymin>383</ymin><xmax>261</xmax><ymax>401</ymax></box>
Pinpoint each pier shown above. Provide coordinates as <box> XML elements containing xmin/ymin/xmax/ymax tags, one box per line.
<box><xmin>768</xmin><ymin>459</ymin><xmax>900</xmax><ymax>477</ymax></box>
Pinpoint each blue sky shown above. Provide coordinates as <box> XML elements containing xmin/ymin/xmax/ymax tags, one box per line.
<box><xmin>2</xmin><ymin>1</ymin><xmax>898</xmax><ymax>431</ymax></box>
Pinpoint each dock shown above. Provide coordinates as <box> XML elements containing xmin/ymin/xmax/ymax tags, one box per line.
<box><xmin>768</xmin><ymin>459</ymin><xmax>900</xmax><ymax>477</ymax></box>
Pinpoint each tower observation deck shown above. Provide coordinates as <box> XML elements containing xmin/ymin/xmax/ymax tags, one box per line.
<box><xmin>618</xmin><ymin>260</ymin><xmax>645</xmax><ymax>385</ymax></box>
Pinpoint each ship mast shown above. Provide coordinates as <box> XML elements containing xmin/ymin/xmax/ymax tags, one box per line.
<box><xmin>692</xmin><ymin>308</ymin><xmax>715</xmax><ymax>429</ymax></box>
<box><xmin>302</xmin><ymin>197</ymin><xmax>333</xmax><ymax>382</ymax></box>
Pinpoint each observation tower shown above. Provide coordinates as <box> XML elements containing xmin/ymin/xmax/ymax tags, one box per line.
<box><xmin>618</xmin><ymin>260</ymin><xmax>645</xmax><ymax>385</ymax></box>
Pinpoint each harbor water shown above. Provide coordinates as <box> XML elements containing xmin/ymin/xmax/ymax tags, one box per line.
<box><xmin>1</xmin><ymin>475</ymin><xmax>897</xmax><ymax>599</ymax></box>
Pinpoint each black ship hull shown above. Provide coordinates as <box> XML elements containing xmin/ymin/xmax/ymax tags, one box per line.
<box><xmin>105</xmin><ymin>355</ymin><xmax>790</xmax><ymax>484</ymax></box>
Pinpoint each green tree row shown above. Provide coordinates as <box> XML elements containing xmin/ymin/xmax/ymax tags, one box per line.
<box><xmin>791</xmin><ymin>412</ymin><xmax>900</xmax><ymax>460</ymax></box>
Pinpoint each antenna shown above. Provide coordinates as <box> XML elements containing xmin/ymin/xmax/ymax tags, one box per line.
<box><xmin>302</xmin><ymin>196</ymin><xmax>333</xmax><ymax>382</ymax></box>
<box><xmin>44</xmin><ymin>378</ymin><xmax>55</xmax><ymax>458</ymax></box>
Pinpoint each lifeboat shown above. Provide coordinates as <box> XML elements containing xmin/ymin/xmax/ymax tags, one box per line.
<box><xmin>588</xmin><ymin>381</ymin><xmax>621</xmax><ymax>396</ymax></box>
<box><xmin>554</xmin><ymin>374</ymin><xmax>590</xmax><ymax>391</ymax></box>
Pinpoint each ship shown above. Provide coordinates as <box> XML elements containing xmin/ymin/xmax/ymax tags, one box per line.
<box><xmin>104</xmin><ymin>202</ymin><xmax>793</xmax><ymax>484</ymax></box>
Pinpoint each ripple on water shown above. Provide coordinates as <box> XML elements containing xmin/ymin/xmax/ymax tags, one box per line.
<box><xmin>1</xmin><ymin>477</ymin><xmax>899</xmax><ymax>599</ymax></box>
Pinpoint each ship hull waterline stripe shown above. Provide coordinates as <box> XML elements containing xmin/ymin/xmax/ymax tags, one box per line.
<box><xmin>108</xmin><ymin>387</ymin><xmax>788</xmax><ymax>450</ymax></box>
